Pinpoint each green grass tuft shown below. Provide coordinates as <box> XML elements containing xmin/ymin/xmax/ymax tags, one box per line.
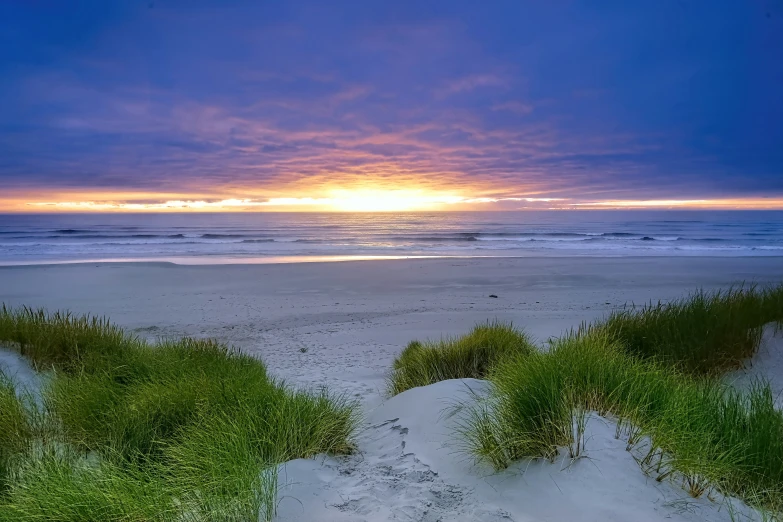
<box><xmin>46</xmin><ymin>338</ymin><xmax>275</xmax><ymax>460</ymax></box>
<box><xmin>597</xmin><ymin>284</ymin><xmax>783</xmax><ymax>375</ymax></box>
<box><xmin>0</xmin><ymin>306</ymin><xmax>359</xmax><ymax>520</ymax></box>
<box><xmin>388</xmin><ymin>321</ymin><xmax>534</xmax><ymax>395</ymax></box>
<box><xmin>0</xmin><ymin>375</ymin><xmax>34</xmax><ymax>495</ymax></box>
<box><xmin>0</xmin><ymin>446</ymin><xmax>175</xmax><ymax>522</ymax></box>
<box><xmin>465</xmin><ymin>331</ymin><xmax>783</xmax><ymax>511</ymax></box>
<box><xmin>0</xmin><ymin>304</ymin><xmax>141</xmax><ymax>373</ymax></box>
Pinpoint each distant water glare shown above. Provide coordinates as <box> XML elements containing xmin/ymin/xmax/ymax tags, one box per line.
<box><xmin>0</xmin><ymin>211</ymin><xmax>781</xmax><ymax>265</ymax></box>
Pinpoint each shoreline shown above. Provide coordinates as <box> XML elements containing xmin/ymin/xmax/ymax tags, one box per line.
<box><xmin>0</xmin><ymin>255</ymin><xmax>447</xmax><ymax>267</ymax></box>
<box><xmin>1</xmin><ymin>252</ymin><xmax>783</xmax><ymax>269</ymax></box>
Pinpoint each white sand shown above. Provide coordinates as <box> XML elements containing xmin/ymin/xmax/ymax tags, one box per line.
<box><xmin>1</xmin><ymin>256</ymin><xmax>782</xmax><ymax>520</ymax></box>
<box><xmin>726</xmin><ymin>324</ymin><xmax>783</xmax><ymax>409</ymax></box>
<box><xmin>277</xmin><ymin>379</ymin><xmax>754</xmax><ymax>521</ymax></box>
<box><xmin>0</xmin><ymin>349</ymin><xmax>41</xmax><ymax>398</ymax></box>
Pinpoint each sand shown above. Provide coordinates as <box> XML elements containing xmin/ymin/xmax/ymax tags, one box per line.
<box><xmin>727</xmin><ymin>324</ymin><xmax>783</xmax><ymax>409</ymax></box>
<box><xmin>0</xmin><ymin>349</ymin><xmax>42</xmax><ymax>400</ymax></box>
<box><xmin>277</xmin><ymin>379</ymin><xmax>757</xmax><ymax>522</ymax></box>
<box><xmin>1</xmin><ymin>256</ymin><xmax>782</xmax><ymax>521</ymax></box>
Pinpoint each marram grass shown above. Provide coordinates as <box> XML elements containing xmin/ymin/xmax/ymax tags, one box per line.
<box><xmin>0</xmin><ymin>446</ymin><xmax>176</xmax><ymax>522</ymax></box>
<box><xmin>597</xmin><ymin>283</ymin><xmax>783</xmax><ymax>375</ymax></box>
<box><xmin>0</xmin><ymin>375</ymin><xmax>33</xmax><ymax>495</ymax></box>
<box><xmin>388</xmin><ymin>321</ymin><xmax>534</xmax><ymax>395</ymax></box>
<box><xmin>419</xmin><ymin>284</ymin><xmax>783</xmax><ymax>512</ymax></box>
<box><xmin>0</xmin><ymin>304</ymin><xmax>140</xmax><ymax>373</ymax></box>
<box><xmin>463</xmin><ymin>332</ymin><xmax>783</xmax><ymax>513</ymax></box>
<box><xmin>0</xmin><ymin>306</ymin><xmax>358</xmax><ymax>521</ymax></box>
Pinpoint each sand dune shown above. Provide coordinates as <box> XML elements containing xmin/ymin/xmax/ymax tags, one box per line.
<box><xmin>727</xmin><ymin>325</ymin><xmax>783</xmax><ymax>409</ymax></box>
<box><xmin>2</xmin><ymin>256</ymin><xmax>782</xmax><ymax>520</ymax></box>
<box><xmin>278</xmin><ymin>378</ymin><xmax>758</xmax><ymax>521</ymax></box>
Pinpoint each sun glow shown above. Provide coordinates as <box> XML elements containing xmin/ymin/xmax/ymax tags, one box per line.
<box><xmin>19</xmin><ymin>193</ymin><xmax>470</xmax><ymax>212</ymax></box>
<box><xmin>324</xmin><ymin>189</ymin><xmax>465</xmax><ymax>212</ymax></box>
<box><xmin>9</xmin><ymin>188</ymin><xmax>559</xmax><ymax>212</ymax></box>
<box><xmin>3</xmin><ymin>188</ymin><xmax>781</xmax><ymax>212</ymax></box>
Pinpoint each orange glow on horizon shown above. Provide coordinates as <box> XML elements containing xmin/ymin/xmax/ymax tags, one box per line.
<box><xmin>570</xmin><ymin>198</ymin><xmax>783</xmax><ymax>210</ymax></box>
<box><xmin>0</xmin><ymin>186</ymin><xmax>566</xmax><ymax>212</ymax></box>
<box><xmin>1</xmin><ymin>189</ymin><xmax>781</xmax><ymax>212</ymax></box>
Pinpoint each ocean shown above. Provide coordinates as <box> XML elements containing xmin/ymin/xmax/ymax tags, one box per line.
<box><xmin>0</xmin><ymin>211</ymin><xmax>782</xmax><ymax>265</ymax></box>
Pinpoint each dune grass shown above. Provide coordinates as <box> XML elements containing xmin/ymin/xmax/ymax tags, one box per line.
<box><xmin>598</xmin><ymin>284</ymin><xmax>783</xmax><ymax>375</ymax></box>
<box><xmin>0</xmin><ymin>306</ymin><xmax>358</xmax><ymax>521</ymax></box>
<box><xmin>0</xmin><ymin>446</ymin><xmax>176</xmax><ymax>522</ymax></box>
<box><xmin>0</xmin><ymin>375</ymin><xmax>33</xmax><ymax>495</ymax></box>
<box><xmin>0</xmin><ymin>304</ymin><xmax>140</xmax><ymax>373</ymax></box>
<box><xmin>442</xmin><ymin>284</ymin><xmax>783</xmax><ymax>511</ymax></box>
<box><xmin>46</xmin><ymin>338</ymin><xmax>356</xmax><ymax>462</ymax></box>
<box><xmin>4</xmin><ymin>283</ymin><xmax>782</xmax><ymax>516</ymax></box>
<box><xmin>388</xmin><ymin>321</ymin><xmax>534</xmax><ymax>395</ymax></box>
<box><xmin>465</xmin><ymin>332</ymin><xmax>783</xmax><ymax>511</ymax></box>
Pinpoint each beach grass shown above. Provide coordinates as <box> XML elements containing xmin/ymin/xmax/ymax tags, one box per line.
<box><xmin>455</xmin><ymin>283</ymin><xmax>783</xmax><ymax>511</ymax></box>
<box><xmin>464</xmin><ymin>331</ymin><xmax>783</xmax><ymax>511</ymax></box>
<box><xmin>0</xmin><ymin>446</ymin><xmax>175</xmax><ymax>522</ymax></box>
<box><xmin>0</xmin><ymin>304</ymin><xmax>141</xmax><ymax>373</ymax></box>
<box><xmin>597</xmin><ymin>284</ymin><xmax>783</xmax><ymax>375</ymax></box>
<box><xmin>0</xmin><ymin>306</ymin><xmax>358</xmax><ymax>521</ymax></box>
<box><xmin>4</xmin><ymin>281</ymin><xmax>783</xmax><ymax>517</ymax></box>
<box><xmin>0</xmin><ymin>375</ymin><xmax>33</xmax><ymax>495</ymax></box>
<box><xmin>763</xmin><ymin>283</ymin><xmax>783</xmax><ymax>328</ymax></box>
<box><xmin>388</xmin><ymin>321</ymin><xmax>534</xmax><ymax>395</ymax></box>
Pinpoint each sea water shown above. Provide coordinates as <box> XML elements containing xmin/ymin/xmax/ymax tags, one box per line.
<box><xmin>0</xmin><ymin>211</ymin><xmax>781</xmax><ymax>265</ymax></box>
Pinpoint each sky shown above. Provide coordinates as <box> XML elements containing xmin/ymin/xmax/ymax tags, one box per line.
<box><xmin>0</xmin><ymin>0</ymin><xmax>781</xmax><ymax>212</ymax></box>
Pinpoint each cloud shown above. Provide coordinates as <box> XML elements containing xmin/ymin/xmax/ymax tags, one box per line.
<box><xmin>491</xmin><ymin>101</ymin><xmax>534</xmax><ymax>115</ymax></box>
<box><xmin>0</xmin><ymin>1</ymin><xmax>781</xmax><ymax>210</ymax></box>
<box><xmin>20</xmin><ymin>193</ymin><xmax>568</xmax><ymax>213</ymax></box>
<box><xmin>438</xmin><ymin>74</ymin><xmax>509</xmax><ymax>96</ymax></box>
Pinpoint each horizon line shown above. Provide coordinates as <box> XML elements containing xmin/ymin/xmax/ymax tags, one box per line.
<box><xmin>2</xmin><ymin>194</ymin><xmax>783</xmax><ymax>213</ymax></box>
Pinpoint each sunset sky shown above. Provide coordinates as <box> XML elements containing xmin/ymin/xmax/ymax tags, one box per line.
<box><xmin>1</xmin><ymin>1</ymin><xmax>781</xmax><ymax>212</ymax></box>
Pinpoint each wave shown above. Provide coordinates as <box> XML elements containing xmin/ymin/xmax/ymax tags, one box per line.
<box><xmin>1</xmin><ymin>213</ymin><xmax>781</xmax><ymax>264</ymax></box>
<box><xmin>200</xmin><ymin>234</ymin><xmax>248</xmax><ymax>239</ymax></box>
<box><xmin>37</xmin><ymin>233</ymin><xmax>187</xmax><ymax>240</ymax></box>
<box><xmin>478</xmin><ymin>232</ymin><xmax>584</xmax><ymax>238</ymax></box>
<box><xmin>392</xmin><ymin>232</ymin><xmax>596</xmax><ymax>241</ymax></box>
<box><xmin>397</xmin><ymin>233</ymin><xmax>692</xmax><ymax>242</ymax></box>
<box><xmin>637</xmin><ymin>236</ymin><xmax>686</xmax><ymax>241</ymax></box>
<box><xmin>1</xmin><ymin>241</ymin><xmax>209</xmax><ymax>248</ymax></box>
<box><xmin>402</xmin><ymin>231</ymin><xmax>675</xmax><ymax>240</ymax></box>
<box><xmin>391</xmin><ymin>236</ymin><xmax>478</xmax><ymax>242</ymax></box>
<box><xmin>129</xmin><ymin>233</ymin><xmax>185</xmax><ymax>239</ymax></box>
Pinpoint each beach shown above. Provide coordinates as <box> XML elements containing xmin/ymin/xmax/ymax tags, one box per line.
<box><xmin>2</xmin><ymin>256</ymin><xmax>783</xmax><ymax>521</ymax></box>
<box><xmin>3</xmin><ymin>256</ymin><xmax>782</xmax><ymax>400</ymax></box>
<box><xmin>3</xmin><ymin>0</ymin><xmax>781</xmax><ymax>517</ymax></box>
<box><xmin>0</xmin><ymin>257</ymin><xmax>780</xmax><ymax>395</ymax></box>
